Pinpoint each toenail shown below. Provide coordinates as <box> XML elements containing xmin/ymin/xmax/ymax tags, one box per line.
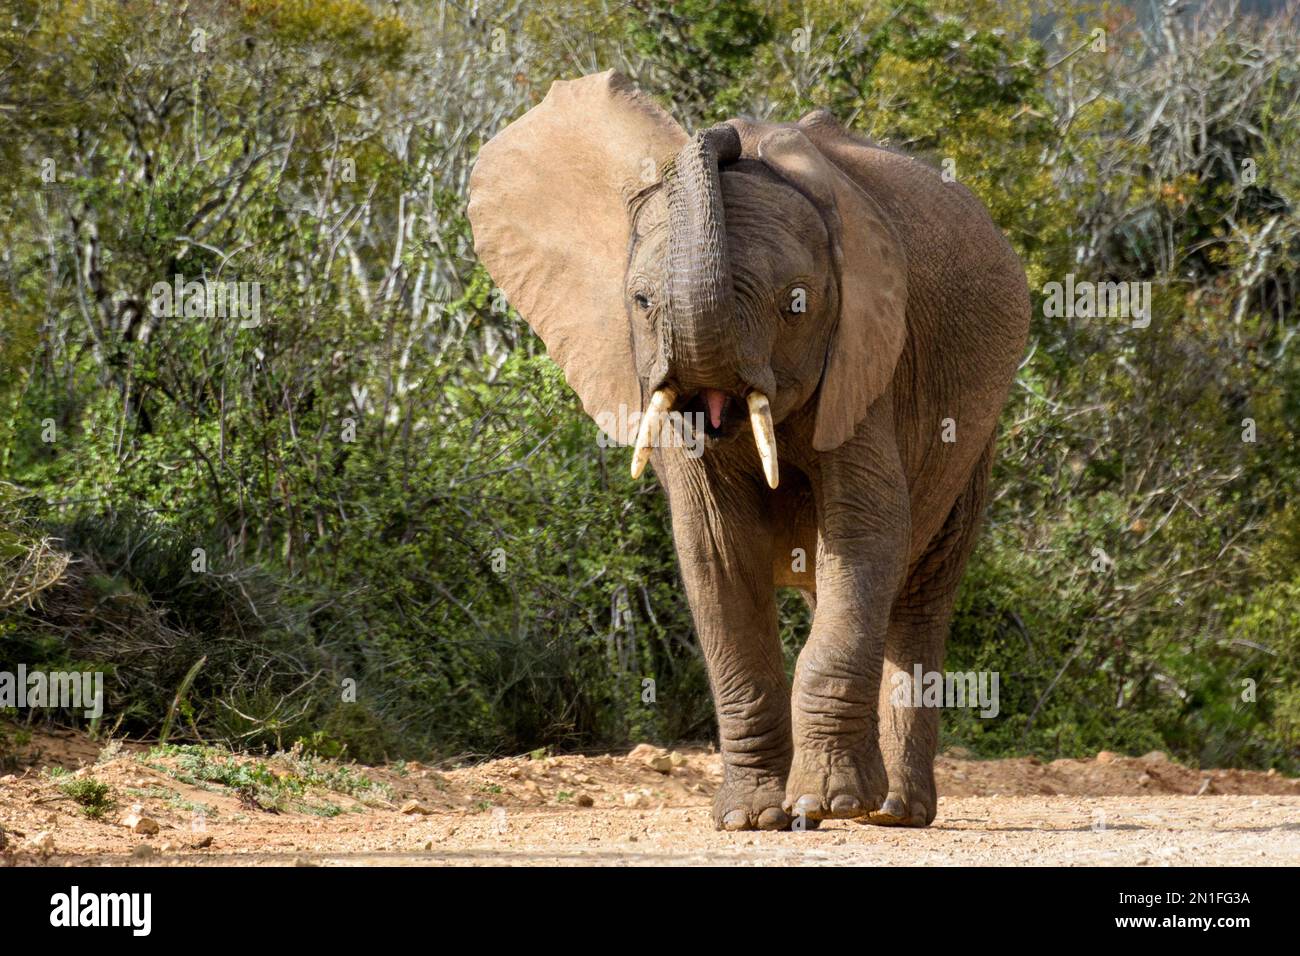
<box><xmin>831</xmin><ymin>794</ymin><xmax>862</xmax><ymax>815</ymax></box>
<box><xmin>879</xmin><ymin>794</ymin><xmax>906</xmax><ymax>818</ymax></box>
<box><xmin>795</xmin><ymin>794</ymin><xmax>822</xmax><ymax>814</ymax></box>
<box><xmin>722</xmin><ymin>809</ymin><xmax>749</xmax><ymax>830</ymax></box>
<box><xmin>756</xmin><ymin>807</ymin><xmax>789</xmax><ymax>830</ymax></box>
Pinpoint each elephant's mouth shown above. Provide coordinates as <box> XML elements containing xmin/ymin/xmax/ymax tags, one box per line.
<box><xmin>631</xmin><ymin>384</ymin><xmax>779</xmax><ymax>489</ymax></box>
<box><xmin>678</xmin><ymin>388</ymin><xmax>742</xmax><ymax>441</ymax></box>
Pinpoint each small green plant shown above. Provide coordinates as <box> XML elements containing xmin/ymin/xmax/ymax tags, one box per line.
<box><xmin>166</xmin><ymin>795</ymin><xmax>216</xmax><ymax>817</ymax></box>
<box><xmin>59</xmin><ymin>778</ymin><xmax>115</xmax><ymax>820</ymax></box>
<box><xmin>293</xmin><ymin>731</ymin><xmax>350</xmax><ymax>760</ymax></box>
<box><xmin>144</xmin><ymin>742</ymin><xmax>391</xmax><ymax>813</ymax></box>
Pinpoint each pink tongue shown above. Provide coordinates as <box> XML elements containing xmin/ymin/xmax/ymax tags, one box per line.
<box><xmin>704</xmin><ymin>389</ymin><xmax>727</xmax><ymax>429</ymax></box>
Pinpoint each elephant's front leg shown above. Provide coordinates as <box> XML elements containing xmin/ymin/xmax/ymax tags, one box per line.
<box><xmin>786</xmin><ymin>434</ymin><xmax>909</xmax><ymax>821</ymax></box>
<box><xmin>660</xmin><ymin>452</ymin><xmax>792</xmax><ymax>831</ymax></box>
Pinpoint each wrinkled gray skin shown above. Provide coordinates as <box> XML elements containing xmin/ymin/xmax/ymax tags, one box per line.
<box><xmin>627</xmin><ymin>121</ymin><xmax>1027</xmax><ymax>831</ymax></box>
<box><xmin>469</xmin><ymin>76</ymin><xmax>1029</xmax><ymax>831</ymax></box>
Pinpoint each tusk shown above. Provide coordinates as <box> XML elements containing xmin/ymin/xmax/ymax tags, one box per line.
<box><xmin>630</xmin><ymin>387</ymin><xmax>677</xmax><ymax>479</ymax></box>
<box><xmin>747</xmin><ymin>392</ymin><xmax>779</xmax><ymax>489</ymax></box>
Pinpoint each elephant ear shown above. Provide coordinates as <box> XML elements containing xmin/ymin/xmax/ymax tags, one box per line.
<box><xmin>754</xmin><ymin>122</ymin><xmax>907</xmax><ymax>452</ymax></box>
<box><xmin>468</xmin><ymin>71</ymin><xmax>687</xmax><ymax>444</ymax></box>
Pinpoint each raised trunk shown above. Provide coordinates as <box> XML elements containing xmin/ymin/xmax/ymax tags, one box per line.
<box><xmin>664</xmin><ymin>125</ymin><xmax>742</xmax><ymax>390</ymax></box>
<box><xmin>635</xmin><ymin>129</ymin><xmax>780</xmax><ymax>487</ymax></box>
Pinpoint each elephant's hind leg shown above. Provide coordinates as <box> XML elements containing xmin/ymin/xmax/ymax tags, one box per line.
<box><xmin>867</xmin><ymin>439</ymin><xmax>995</xmax><ymax>827</ymax></box>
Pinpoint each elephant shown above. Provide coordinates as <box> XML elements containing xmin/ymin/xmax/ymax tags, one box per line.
<box><xmin>467</xmin><ymin>71</ymin><xmax>1029</xmax><ymax>831</ymax></box>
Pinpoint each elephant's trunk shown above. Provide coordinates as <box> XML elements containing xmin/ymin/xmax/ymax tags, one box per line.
<box><xmin>633</xmin><ymin>124</ymin><xmax>778</xmax><ymax>489</ymax></box>
<box><xmin>664</xmin><ymin>125</ymin><xmax>743</xmax><ymax>390</ymax></box>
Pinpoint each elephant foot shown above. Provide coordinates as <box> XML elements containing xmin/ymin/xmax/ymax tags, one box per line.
<box><xmin>712</xmin><ymin>772</ymin><xmax>792</xmax><ymax>832</ymax></box>
<box><xmin>783</xmin><ymin>746</ymin><xmax>887</xmax><ymax>821</ymax></box>
<box><xmin>861</xmin><ymin>771</ymin><xmax>936</xmax><ymax>827</ymax></box>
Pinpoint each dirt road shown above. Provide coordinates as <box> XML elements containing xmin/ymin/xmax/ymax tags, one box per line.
<box><xmin>2</xmin><ymin>731</ymin><xmax>1297</xmax><ymax>866</ymax></box>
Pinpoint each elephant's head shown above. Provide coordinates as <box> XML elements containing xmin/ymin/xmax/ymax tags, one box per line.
<box><xmin>468</xmin><ymin>72</ymin><xmax>907</xmax><ymax>487</ymax></box>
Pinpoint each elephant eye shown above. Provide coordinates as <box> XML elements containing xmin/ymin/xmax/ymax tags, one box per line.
<box><xmin>633</xmin><ymin>292</ymin><xmax>652</xmax><ymax>311</ymax></box>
